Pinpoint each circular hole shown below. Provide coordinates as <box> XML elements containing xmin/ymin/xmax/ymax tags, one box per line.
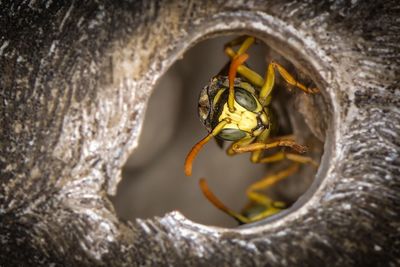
<box><xmin>111</xmin><ymin>35</ymin><xmax>326</xmax><ymax>228</ymax></box>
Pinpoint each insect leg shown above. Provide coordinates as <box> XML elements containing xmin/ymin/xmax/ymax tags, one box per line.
<box><xmin>250</xmin><ymin>127</ymin><xmax>271</xmax><ymax>163</ymax></box>
<box><xmin>256</xmin><ymin>151</ymin><xmax>318</xmax><ymax>168</ymax></box>
<box><xmin>259</xmin><ymin>61</ymin><xmax>319</xmax><ymax>104</ymax></box>
<box><xmin>224</xmin><ymin>36</ymin><xmax>255</xmax><ymax>56</ymax></box>
<box><xmin>224</xmin><ymin>36</ymin><xmax>250</xmax><ymax>51</ymax></box>
<box><xmin>226</xmin><ymin>137</ymin><xmax>255</xmax><ymax>156</ymax></box>
<box><xmin>259</xmin><ymin>63</ymin><xmax>276</xmax><ymax>105</ymax></box>
<box><xmin>237</xmin><ymin>36</ymin><xmax>255</xmax><ymax>55</ymax></box>
<box><xmin>224</xmin><ymin>42</ymin><xmax>264</xmax><ymax>88</ymax></box>
<box><xmin>232</xmin><ymin>139</ymin><xmax>308</xmax><ymax>155</ymax></box>
<box><xmin>247</xmin><ymin>164</ymin><xmax>299</xmax><ymax>192</ymax></box>
<box><xmin>244</xmin><ymin>163</ymin><xmax>300</xmax><ymax>221</ymax></box>
<box><xmin>257</xmin><ymin>151</ymin><xmax>286</xmax><ymax>163</ymax></box>
<box><xmin>271</xmin><ymin>62</ymin><xmax>319</xmax><ymax>94</ymax></box>
<box><xmin>284</xmin><ymin>153</ymin><xmax>319</xmax><ymax>168</ymax></box>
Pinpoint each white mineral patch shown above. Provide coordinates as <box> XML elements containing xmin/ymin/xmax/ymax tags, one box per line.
<box><xmin>46</xmin><ymin>0</ymin><xmax>53</xmax><ymax>9</ymax></box>
<box><xmin>342</xmin><ymin>203</ymin><xmax>352</xmax><ymax>210</ymax></box>
<box><xmin>0</xmin><ymin>40</ymin><xmax>9</xmax><ymax>56</ymax></box>
<box><xmin>14</xmin><ymin>122</ymin><xmax>22</xmax><ymax>133</ymax></box>
<box><xmin>59</xmin><ymin>3</ymin><xmax>74</xmax><ymax>32</ymax></box>
<box><xmin>49</xmin><ymin>40</ymin><xmax>58</xmax><ymax>55</ymax></box>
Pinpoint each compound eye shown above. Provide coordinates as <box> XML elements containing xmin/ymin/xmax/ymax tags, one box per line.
<box><xmin>218</xmin><ymin>128</ymin><xmax>247</xmax><ymax>141</ymax></box>
<box><xmin>235</xmin><ymin>88</ymin><xmax>257</xmax><ymax>111</ymax></box>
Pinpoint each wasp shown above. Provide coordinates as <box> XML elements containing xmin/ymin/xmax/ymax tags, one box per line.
<box><xmin>184</xmin><ymin>36</ymin><xmax>319</xmax><ymax>224</ymax></box>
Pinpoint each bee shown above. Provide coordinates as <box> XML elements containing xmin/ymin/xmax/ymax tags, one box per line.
<box><xmin>184</xmin><ymin>36</ymin><xmax>319</xmax><ymax>224</ymax></box>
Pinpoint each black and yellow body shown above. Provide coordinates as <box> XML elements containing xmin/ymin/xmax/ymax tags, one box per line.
<box><xmin>184</xmin><ymin>36</ymin><xmax>319</xmax><ymax>224</ymax></box>
<box><xmin>198</xmin><ymin>76</ymin><xmax>273</xmax><ymax>142</ymax></box>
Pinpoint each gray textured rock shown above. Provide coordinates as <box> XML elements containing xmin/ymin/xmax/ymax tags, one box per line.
<box><xmin>1</xmin><ymin>1</ymin><xmax>399</xmax><ymax>266</ymax></box>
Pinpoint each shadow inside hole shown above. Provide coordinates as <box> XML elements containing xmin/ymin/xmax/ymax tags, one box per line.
<box><xmin>111</xmin><ymin>36</ymin><xmax>324</xmax><ymax>228</ymax></box>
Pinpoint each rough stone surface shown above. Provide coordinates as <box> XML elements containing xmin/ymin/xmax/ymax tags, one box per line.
<box><xmin>0</xmin><ymin>1</ymin><xmax>399</xmax><ymax>266</ymax></box>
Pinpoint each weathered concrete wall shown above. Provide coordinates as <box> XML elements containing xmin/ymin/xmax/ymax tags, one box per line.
<box><xmin>0</xmin><ymin>1</ymin><xmax>399</xmax><ymax>266</ymax></box>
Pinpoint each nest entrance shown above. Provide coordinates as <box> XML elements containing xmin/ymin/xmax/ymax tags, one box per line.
<box><xmin>111</xmin><ymin>35</ymin><xmax>326</xmax><ymax>228</ymax></box>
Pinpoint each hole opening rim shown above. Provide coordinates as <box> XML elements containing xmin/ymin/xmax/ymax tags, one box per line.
<box><xmin>126</xmin><ymin>12</ymin><xmax>339</xmax><ymax>232</ymax></box>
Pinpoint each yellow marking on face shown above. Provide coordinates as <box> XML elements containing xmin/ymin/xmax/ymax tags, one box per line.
<box><xmin>218</xmin><ymin>100</ymin><xmax>258</xmax><ymax>132</ymax></box>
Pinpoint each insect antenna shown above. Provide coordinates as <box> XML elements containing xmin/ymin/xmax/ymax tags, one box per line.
<box><xmin>184</xmin><ymin>120</ymin><xmax>229</xmax><ymax>176</ymax></box>
<box><xmin>199</xmin><ymin>178</ymin><xmax>249</xmax><ymax>224</ymax></box>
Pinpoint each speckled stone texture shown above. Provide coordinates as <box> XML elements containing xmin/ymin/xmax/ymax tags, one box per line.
<box><xmin>1</xmin><ymin>1</ymin><xmax>399</xmax><ymax>266</ymax></box>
